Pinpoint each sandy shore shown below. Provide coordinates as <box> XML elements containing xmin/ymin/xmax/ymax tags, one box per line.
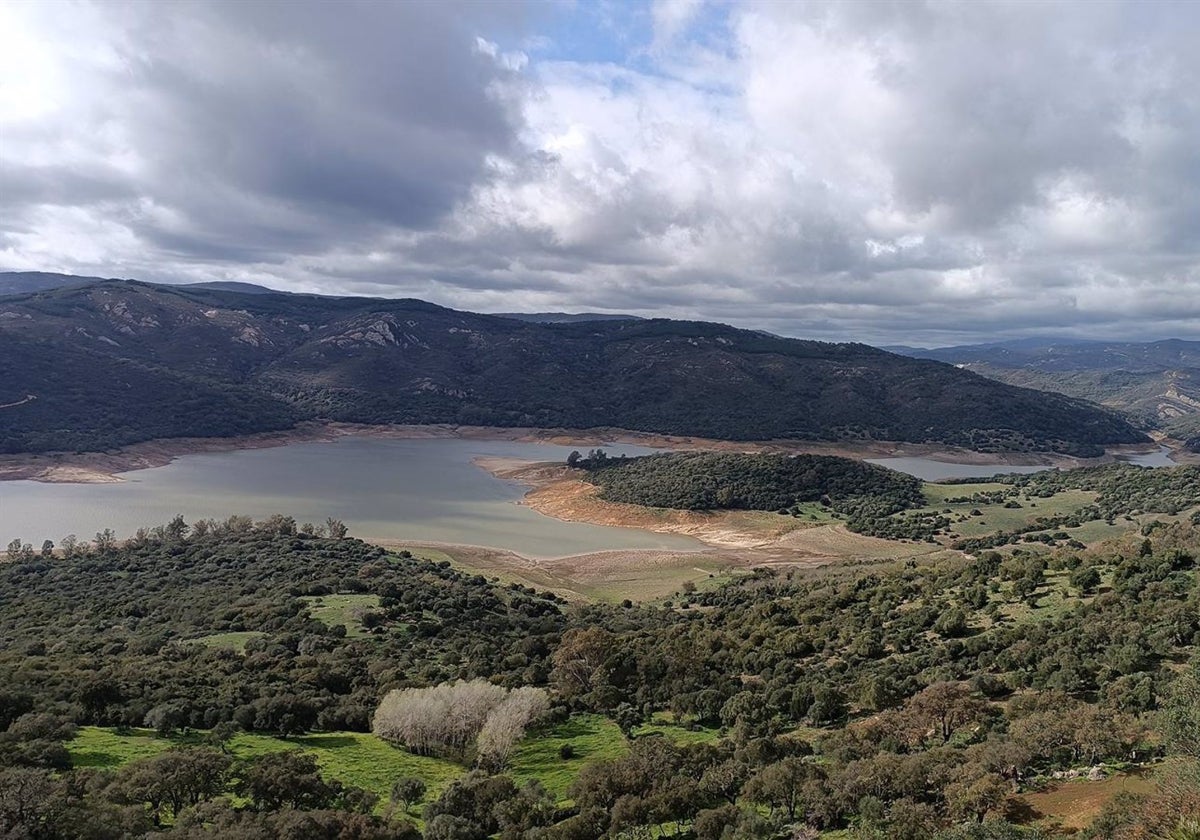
<box><xmin>474</xmin><ymin>456</ymin><xmax>948</xmax><ymax>560</ymax></box>
<box><xmin>2</xmin><ymin>419</ymin><xmax>1163</xmax><ymax>484</ymax></box>
<box><xmin>361</xmin><ymin>457</ymin><xmax>954</xmax><ymax>601</ymax></box>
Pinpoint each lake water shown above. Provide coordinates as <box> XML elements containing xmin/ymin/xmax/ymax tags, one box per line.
<box><xmin>0</xmin><ymin>438</ymin><xmax>703</xmax><ymax>557</ymax></box>
<box><xmin>1118</xmin><ymin>445</ymin><xmax>1177</xmax><ymax>468</ymax></box>
<box><xmin>868</xmin><ymin>445</ymin><xmax>1178</xmax><ymax>481</ymax></box>
<box><xmin>863</xmin><ymin>457</ymin><xmax>1050</xmax><ymax>482</ymax></box>
<box><xmin>3</xmin><ymin>439</ymin><xmax>1180</xmax><ymax>553</ymax></box>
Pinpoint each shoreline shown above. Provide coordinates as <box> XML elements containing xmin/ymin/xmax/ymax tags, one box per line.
<box><xmin>470</xmin><ymin>455</ymin><xmax>954</xmax><ymax>565</ymax></box>
<box><xmin>1</xmin><ymin>420</ymin><xmax>1181</xmax><ymax>485</ymax></box>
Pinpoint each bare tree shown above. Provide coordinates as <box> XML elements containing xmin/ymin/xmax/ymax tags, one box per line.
<box><xmin>476</xmin><ymin>687</ymin><xmax>549</xmax><ymax>770</ymax></box>
<box><xmin>374</xmin><ymin>680</ymin><xmax>545</xmax><ymax>762</ymax></box>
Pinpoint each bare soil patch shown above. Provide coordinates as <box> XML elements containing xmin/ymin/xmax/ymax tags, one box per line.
<box><xmin>1020</xmin><ymin>772</ymin><xmax>1154</xmax><ymax>831</ymax></box>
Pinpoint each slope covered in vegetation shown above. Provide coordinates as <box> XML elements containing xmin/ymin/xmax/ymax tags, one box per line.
<box><xmin>2</xmin><ymin>517</ymin><xmax>1198</xmax><ymax>838</ymax></box>
<box><xmin>575</xmin><ymin>451</ymin><xmax>924</xmax><ymax>514</ymax></box>
<box><xmin>0</xmin><ymin>279</ymin><xmax>1147</xmax><ymax>455</ymax></box>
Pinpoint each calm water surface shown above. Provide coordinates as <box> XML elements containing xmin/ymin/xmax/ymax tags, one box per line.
<box><xmin>868</xmin><ymin>445</ymin><xmax>1177</xmax><ymax>481</ymax></box>
<box><xmin>864</xmin><ymin>457</ymin><xmax>1049</xmax><ymax>482</ymax></box>
<box><xmin>0</xmin><ymin>438</ymin><xmax>702</xmax><ymax>557</ymax></box>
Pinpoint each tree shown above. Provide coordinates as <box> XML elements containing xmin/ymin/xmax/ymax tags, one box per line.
<box><xmin>743</xmin><ymin>758</ymin><xmax>823</xmax><ymax>821</ymax></box>
<box><xmin>391</xmin><ymin>777</ymin><xmax>427</xmax><ymax>813</ymax></box>
<box><xmin>809</xmin><ymin>686</ymin><xmax>847</xmax><ymax>727</ymax></box>
<box><xmin>145</xmin><ymin>702</ymin><xmax>187</xmax><ymax>737</ymax></box>
<box><xmin>94</xmin><ymin>528</ymin><xmax>117</xmax><ymax>553</ymax></box>
<box><xmin>326</xmin><ymin>518</ymin><xmax>349</xmax><ymax>539</ymax></box>
<box><xmin>1164</xmin><ymin>662</ymin><xmax>1200</xmax><ymax>760</ymax></box>
<box><xmin>944</xmin><ymin>771</ymin><xmax>1009</xmax><ymax>822</ymax></box>
<box><xmin>903</xmin><ymin>682</ymin><xmax>987</xmax><ymax>744</ymax></box>
<box><xmin>165</xmin><ymin>514</ymin><xmax>189</xmax><ymax>542</ymax></box>
<box><xmin>116</xmin><ymin>747</ymin><xmax>231</xmax><ymax>823</ymax></box>
<box><xmin>235</xmin><ymin>750</ymin><xmax>339</xmax><ymax>811</ymax></box>
<box><xmin>613</xmin><ymin>702</ymin><xmax>644</xmax><ymax>739</ymax></box>
<box><xmin>550</xmin><ymin>628</ymin><xmax>615</xmax><ymax>703</ymax></box>
<box><xmin>476</xmin><ymin>687</ymin><xmax>549</xmax><ymax>769</ymax></box>
<box><xmin>1069</xmin><ymin>565</ymin><xmax>1101</xmax><ymax>595</ymax></box>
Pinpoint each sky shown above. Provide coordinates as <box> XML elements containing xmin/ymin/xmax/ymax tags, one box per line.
<box><xmin>1</xmin><ymin>0</ymin><xmax>1198</xmax><ymax>346</ymax></box>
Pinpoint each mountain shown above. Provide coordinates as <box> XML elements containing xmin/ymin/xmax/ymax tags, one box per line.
<box><xmin>0</xmin><ymin>271</ymin><xmax>124</xmax><ymax>295</ymax></box>
<box><xmin>493</xmin><ymin>312</ymin><xmax>642</xmax><ymax>324</ymax></box>
<box><xmin>893</xmin><ymin>339</ymin><xmax>1200</xmax><ymax>437</ymax></box>
<box><xmin>0</xmin><ymin>271</ymin><xmax>287</xmax><ymax>297</ymax></box>
<box><xmin>0</xmin><ymin>279</ymin><xmax>1147</xmax><ymax>455</ymax></box>
<box><xmin>182</xmin><ymin>280</ymin><xmax>280</xmax><ymax>294</ymax></box>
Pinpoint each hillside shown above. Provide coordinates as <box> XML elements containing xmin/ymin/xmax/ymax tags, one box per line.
<box><xmin>3</xmin><ymin>517</ymin><xmax>1197</xmax><ymax>837</ymax></box>
<box><xmin>0</xmin><ymin>279</ymin><xmax>1147</xmax><ymax>455</ymax></box>
<box><xmin>897</xmin><ymin>339</ymin><xmax>1200</xmax><ymax>438</ymax></box>
<box><xmin>576</xmin><ymin>450</ymin><xmax>923</xmax><ymax>515</ymax></box>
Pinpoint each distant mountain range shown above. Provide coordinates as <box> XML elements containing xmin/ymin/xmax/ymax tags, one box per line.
<box><xmin>0</xmin><ymin>271</ymin><xmax>125</xmax><ymax>295</ymax></box>
<box><xmin>0</xmin><ymin>272</ymin><xmax>642</xmax><ymax>323</ymax></box>
<box><xmin>492</xmin><ymin>312</ymin><xmax>642</xmax><ymax>324</ymax></box>
<box><xmin>891</xmin><ymin>338</ymin><xmax>1200</xmax><ymax>440</ymax></box>
<box><xmin>0</xmin><ymin>275</ymin><xmax>1147</xmax><ymax>456</ymax></box>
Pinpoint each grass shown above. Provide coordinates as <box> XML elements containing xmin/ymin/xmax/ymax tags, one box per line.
<box><xmin>929</xmin><ymin>489</ymin><xmax>1097</xmax><ymax>539</ymax></box>
<box><xmin>576</xmin><ymin>560</ymin><xmax>745</xmax><ymax>604</ymax></box>
<box><xmin>922</xmin><ymin>482</ymin><xmax>1009</xmax><ymax>504</ymax></box>
<box><xmin>995</xmin><ymin>569</ymin><xmax>1080</xmax><ymax>625</ymax></box>
<box><xmin>69</xmin><ymin>726</ymin><xmax>463</xmax><ymax>813</ymax></box>
<box><xmin>187</xmin><ymin>631</ymin><xmax>264</xmax><ymax>652</ymax></box>
<box><xmin>70</xmin><ymin>714</ymin><xmax>719</xmax><ymax>812</ymax></box>
<box><xmin>300</xmin><ymin>593</ymin><xmax>380</xmax><ymax>638</ymax></box>
<box><xmin>509</xmin><ymin>714</ymin><xmax>628</xmax><ymax>802</ymax></box>
<box><xmin>634</xmin><ymin>712</ymin><xmax>721</xmax><ymax>745</ymax></box>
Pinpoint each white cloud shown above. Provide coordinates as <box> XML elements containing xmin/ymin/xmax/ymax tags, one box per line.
<box><xmin>1</xmin><ymin>0</ymin><xmax>1198</xmax><ymax>345</ymax></box>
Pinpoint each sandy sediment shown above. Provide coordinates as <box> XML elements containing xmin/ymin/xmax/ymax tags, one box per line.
<box><xmin>472</xmin><ymin>457</ymin><xmax>944</xmax><ymax>565</ymax></box>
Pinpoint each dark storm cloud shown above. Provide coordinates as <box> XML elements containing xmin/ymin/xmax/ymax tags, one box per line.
<box><xmin>1</xmin><ymin>0</ymin><xmax>530</xmax><ymax>262</ymax></box>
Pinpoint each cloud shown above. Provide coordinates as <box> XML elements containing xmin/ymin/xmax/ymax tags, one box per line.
<box><xmin>1</xmin><ymin>0</ymin><xmax>1198</xmax><ymax>345</ymax></box>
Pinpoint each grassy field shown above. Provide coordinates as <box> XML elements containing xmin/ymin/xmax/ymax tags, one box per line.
<box><xmin>187</xmin><ymin>630</ymin><xmax>264</xmax><ymax>651</ymax></box>
<box><xmin>917</xmin><ymin>483</ymin><xmax>1099</xmax><ymax>540</ymax></box>
<box><xmin>510</xmin><ymin>714</ymin><xmax>628</xmax><ymax>801</ymax></box>
<box><xmin>300</xmin><ymin>593</ymin><xmax>380</xmax><ymax>638</ymax></box>
<box><xmin>70</xmin><ymin>726</ymin><xmax>462</xmax><ymax>812</ymax></box>
<box><xmin>69</xmin><ymin>714</ymin><xmax>720</xmax><ymax>810</ymax></box>
<box><xmin>573</xmin><ymin>560</ymin><xmax>747</xmax><ymax>603</ymax></box>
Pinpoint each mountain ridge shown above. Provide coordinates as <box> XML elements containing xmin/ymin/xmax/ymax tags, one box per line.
<box><xmin>0</xmin><ymin>277</ymin><xmax>1148</xmax><ymax>456</ymax></box>
<box><xmin>891</xmin><ymin>338</ymin><xmax>1200</xmax><ymax>437</ymax></box>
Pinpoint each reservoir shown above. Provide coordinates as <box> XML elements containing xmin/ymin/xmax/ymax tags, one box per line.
<box><xmin>864</xmin><ymin>457</ymin><xmax>1048</xmax><ymax>482</ymax></box>
<box><xmin>0</xmin><ymin>438</ymin><xmax>703</xmax><ymax>557</ymax></box>
<box><xmin>867</xmin><ymin>445</ymin><xmax>1176</xmax><ymax>481</ymax></box>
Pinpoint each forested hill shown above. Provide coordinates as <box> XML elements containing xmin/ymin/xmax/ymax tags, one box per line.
<box><xmin>0</xmin><ymin>279</ymin><xmax>1147</xmax><ymax>455</ymax></box>
<box><xmin>576</xmin><ymin>451</ymin><xmax>924</xmax><ymax>515</ymax></box>
<box><xmin>895</xmin><ymin>338</ymin><xmax>1200</xmax><ymax>439</ymax></box>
